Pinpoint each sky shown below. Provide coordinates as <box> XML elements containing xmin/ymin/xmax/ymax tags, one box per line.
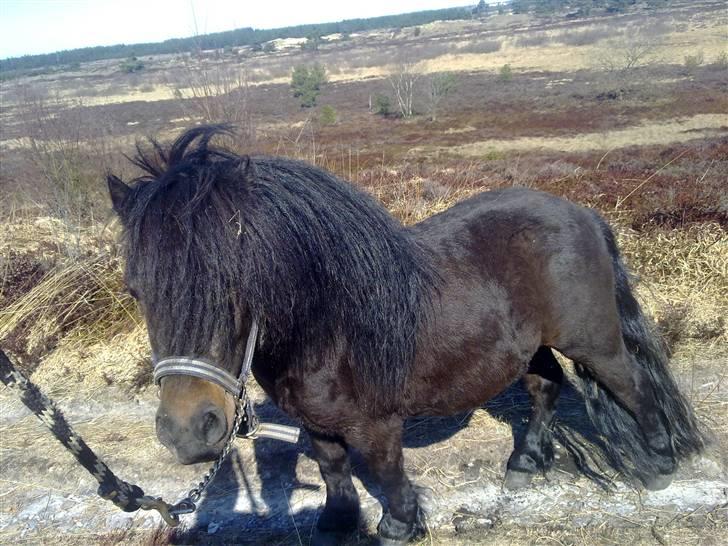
<box><xmin>0</xmin><ymin>0</ymin><xmax>479</xmax><ymax>59</ymax></box>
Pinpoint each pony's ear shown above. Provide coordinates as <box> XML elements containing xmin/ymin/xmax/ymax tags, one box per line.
<box><xmin>238</xmin><ymin>155</ymin><xmax>255</xmax><ymax>182</ymax></box>
<box><xmin>107</xmin><ymin>174</ymin><xmax>131</xmax><ymax>216</ymax></box>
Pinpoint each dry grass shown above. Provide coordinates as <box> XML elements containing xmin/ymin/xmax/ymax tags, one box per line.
<box><xmin>616</xmin><ymin>222</ymin><xmax>728</xmax><ymax>347</ymax></box>
<box><xmin>0</xmin><ymin>216</ymin><xmax>141</xmax><ymax>378</ymax></box>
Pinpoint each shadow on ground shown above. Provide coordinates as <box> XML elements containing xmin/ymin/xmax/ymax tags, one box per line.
<box><xmin>170</xmin><ymin>377</ymin><xmax>606</xmax><ymax>545</ymax></box>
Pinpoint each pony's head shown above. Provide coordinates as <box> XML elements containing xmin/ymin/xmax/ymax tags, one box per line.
<box><xmin>108</xmin><ymin>126</ymin><xmax>252</xmax><ymax>464</ymax></box>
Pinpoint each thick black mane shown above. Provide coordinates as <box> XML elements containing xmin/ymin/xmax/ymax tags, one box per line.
<box><xmin>119</xmin><ymin>125</ymin><xmax>437</xmax><ymax>411</ymax></box>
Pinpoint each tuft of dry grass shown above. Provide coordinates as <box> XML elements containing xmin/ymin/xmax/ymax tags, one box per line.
<box><xmin>0</xmin><ymin>217</ymin><xmax>142</xmax><ymax>378</ymax></box>
<box><xmin>615</xmin><ymin>222</ymin><xmax>728</xmax><ymax>347</ymax></box>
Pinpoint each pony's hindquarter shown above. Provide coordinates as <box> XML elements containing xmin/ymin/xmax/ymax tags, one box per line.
<box><xmin>550</xmin><ymin>211</ymin><xmax>706</xmax><ymax>487</ymax></box>
<box><xmin>411</xmin><ymin>188</ymin><xmax>705</xmax><ymax>488</ymax></box>
<box><xmin>571</xmin><ymin>219</ymin><xmax>706</xmax><ymax>486</ymax></box>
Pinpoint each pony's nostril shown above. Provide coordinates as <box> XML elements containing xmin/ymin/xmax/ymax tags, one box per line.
<box><xmin>155</xmin><ymin>413</ymin><xmax>174</xmax><ymax>447</ymax></box>
<box><xmin>200</xmin><ymin>407</ymin><xmax>226</xmax><ymax>446</ymax></box>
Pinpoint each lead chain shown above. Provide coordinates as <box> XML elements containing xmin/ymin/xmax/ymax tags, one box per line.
<box><xmin>176</xmin><ymin>388</ymin><xmax>247</xmax><ymax>507</ymax></box>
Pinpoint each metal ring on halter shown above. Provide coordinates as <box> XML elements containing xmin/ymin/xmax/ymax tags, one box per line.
<box><xmin>153</xmin><ymin>320</ymin><xmax>259</xmax><ymax>396</ymax></box>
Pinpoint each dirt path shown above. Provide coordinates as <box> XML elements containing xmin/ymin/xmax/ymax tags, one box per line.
<box><xmin>1</xmin><ymin>360</ymin><xmax>726</xmax><ymax>545</ymax></box>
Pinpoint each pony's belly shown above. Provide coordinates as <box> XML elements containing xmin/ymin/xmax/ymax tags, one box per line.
<box><xmin>405</xmin><ymin>354</ymin><xmax>527</xmax><ymax>416</ymax></box>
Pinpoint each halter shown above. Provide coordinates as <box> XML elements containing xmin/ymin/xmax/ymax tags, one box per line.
<box><xmin>153</xmin><ymin>318</ymin><xmax>299</xmax><ymax>468</ymax></box>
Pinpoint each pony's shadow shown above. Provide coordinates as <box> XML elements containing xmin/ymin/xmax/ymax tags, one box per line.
<box><xmin>171</xmin><ymin>377</ymin><xmax>603</xmax><ymax>544</ymax></box>
<box><xmin>399</xmin><ymin>375</ymin><xmax>602</xmax><ymax>461</ymax></box>
<box><xmin>170</xmin><ymin>403</ymin><xmax>321</xmax><ymax>545</ymax></box>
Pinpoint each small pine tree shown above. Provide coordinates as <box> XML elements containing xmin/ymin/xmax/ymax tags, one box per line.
<box><xmin>319</xmin><ymin>105</ymin><xmax>337</xmax><ymax>125</ymax></box>
<box><xmin>291</xmin><ymin>63</ymin><xmax>328</xmax><ymax>108</ymax></box>
<box><xmin>499</xmin><ymin>63</ymin><xmax>513</xmax><ymax>82</ymax></box>
<box><xmin>302</xmin><ymin>32</ymin><xmax>322</xmax><ymax>51</ymax></box>
<box><xmin>373</xmin><ymin>94</ymin><xmax>392</xmax><ymax>116</ymax></box>
<box><xmin>473</xmin><ymin>0</ymin><xmax>489</xmax><ymax>16</ymax></box>
<box><xmin>427</xmin><ymin>73</ymin><xmax>458</xmax><ymax>121</ymax></box>
<box><xmin>120</xmin><ymin>56</ymin><xmax>144</xmax><ymax>73</ymax></box>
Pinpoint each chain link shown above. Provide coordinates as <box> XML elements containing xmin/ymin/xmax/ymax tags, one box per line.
<box><xmin>179</xmin><ymin>388</ymin><xmax>247</xmax><ymax>506</ymax></box>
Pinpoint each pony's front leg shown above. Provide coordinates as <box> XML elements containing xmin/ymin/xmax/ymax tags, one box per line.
<box><xmin>347</xmin><ymin>416</ymin><xmax>421</xmax><ymax>545</ymax></box>
<box><xmin>308</xmin><ymin>430</ymin><xmax>361</xmax><ymax>542</ymax></box>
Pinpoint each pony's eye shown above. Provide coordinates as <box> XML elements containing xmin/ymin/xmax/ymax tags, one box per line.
<box><xmin>126</xmin><ymin>286</ymin><xmax>140</xmax><ymax>300</ymax></box>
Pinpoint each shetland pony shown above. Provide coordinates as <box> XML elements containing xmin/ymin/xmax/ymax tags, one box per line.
<box><xmin>108</xmin><ymin>126</ymin><xmax>704</xmax><ymax>544</ymax></box>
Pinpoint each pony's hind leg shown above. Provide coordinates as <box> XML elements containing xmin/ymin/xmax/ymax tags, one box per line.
<box><xmin>505</xmin><ymin>347</ymin><xmax>563</xmax><ymax>489</ymax></box>
<box><xmin>568</xmin><ymin>344</ymin><xmax>678</xmax><ymax>489</ymax></box>
<box><xmin>308</xmin><ymin>430</ymin><xmax>361</xmax><ymax>542</ymax></box>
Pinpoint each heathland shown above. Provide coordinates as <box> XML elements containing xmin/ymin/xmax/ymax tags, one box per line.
<box><xmin>0</xmin><ymin>1</ymin><xmax>726</xmax><ymax>544</ymax></box>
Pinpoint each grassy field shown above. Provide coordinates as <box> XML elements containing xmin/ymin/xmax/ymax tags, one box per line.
<box><xmin>0</xmin><ymin>1</ymin><xmax>726</xmax><ymax>544</ymax></box>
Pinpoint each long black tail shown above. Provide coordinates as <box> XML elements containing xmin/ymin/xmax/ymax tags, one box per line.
<box><xmin>572</xmin><ymin>218</ymin><xmax>706</xmax><ymax>485</ymax></box>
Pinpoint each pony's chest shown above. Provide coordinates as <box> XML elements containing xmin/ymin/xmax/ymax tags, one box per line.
<box><xmin>252</xmin><ymin>354</ymin><xmax>361</xmax><ymax>433</ymax></box>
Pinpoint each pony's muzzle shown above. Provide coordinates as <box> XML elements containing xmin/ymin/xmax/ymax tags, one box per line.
<box><xmin>155</xmin><ymin>404</ymin><xmax>228</xmax><ymax>464</ymax></box>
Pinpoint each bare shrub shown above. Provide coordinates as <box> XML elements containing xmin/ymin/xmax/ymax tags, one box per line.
<box><xmin>167</xmin><ymin>60</ymin><xmax>255</xmax><ymax>142</ymax></box>
<box><xmin>594</xmin><ymin>32</ymin><xmax>660</xmax><ymax>96</ymax></box>
<box><xmin>425</xmin><ymin>72</ymin><xmax>457</xmax><ymax>121</ymax></box>
<box><xmin>711</xmin><ymin>51</ymin><xmax>728</xmax><ymax>70</ymax></box>
<box><xmin>389</xmin><ymin>62</ymin><xmax>421</xmax><ymax>118</ymax></box>
<box><xmin>15</xmin><ymin>90</ymin><xmax>117</xmax><ymax>247</ymax></box>
<box><xmin>596</xmin><ymin>34</ymin><xmax>659</xmax><ymax>73</ymax></box>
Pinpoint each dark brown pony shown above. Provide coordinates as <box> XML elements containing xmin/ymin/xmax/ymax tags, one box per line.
<box><xmin>107</xmin><ymin>126</ymin><xmax>704</xmax><ymax>544</ymax></box>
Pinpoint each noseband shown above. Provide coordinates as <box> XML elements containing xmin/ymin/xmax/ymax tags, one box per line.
<box><xmin>153</xmin><ymin>320</ymin><xmax>259</xmax><ymax>397</ymax></box>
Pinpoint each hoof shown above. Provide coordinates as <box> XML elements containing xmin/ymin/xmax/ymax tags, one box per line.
<box><xmin>376</xmin><ymin>511</ymin><xmax>419</xmax><ymax>545</ymax></box>
<box><xmin>644</xmin><ymin>472</ymin><xmax>674</xmax><ymax>491</ymax></box>
<box><xmin>504</xmin><ymin>470</ymin><xmax>533</xmax><ymax>490</ymax></box>
<box><xmin>376</xmin><ymin>537</ymin><xmax>410</xmax><ymax>546</ymax></box>
<box><xmin>311</xmin><ymin>528</ymin><xmax>354</xmax><ymax>546</ymax></box>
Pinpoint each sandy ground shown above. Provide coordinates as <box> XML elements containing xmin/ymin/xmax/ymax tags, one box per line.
<box><xmin>1</xmin><ymin>353</ymin><xmax>726</xmax><ymax>545</ymax></box>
